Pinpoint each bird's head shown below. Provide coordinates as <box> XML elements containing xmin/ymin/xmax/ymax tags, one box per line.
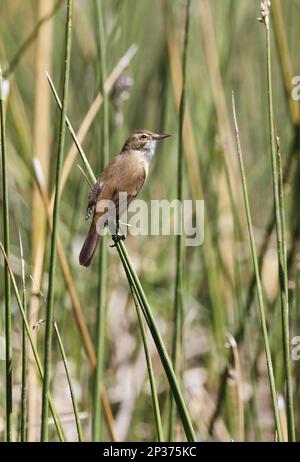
<box><xmin>122</xmin><ymin>129</ymin><xmax>171</xmax><ymax>159</ymax></box>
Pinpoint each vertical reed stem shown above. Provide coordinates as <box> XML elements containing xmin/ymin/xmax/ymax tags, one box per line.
<box><xmin>40</xmin><ymin>0</ymin><xmax>73</xmax><ymax>441</ymax></box>
<box><xmin>92</xmin><ymin>0</ymin><xmax>109</xmax><ymax>442</ymax></box>
<box><xmin>0</xmin><ymin>66</ymin><xmax>13</xmax><ymax>442</ymax></box>
<box><xmin>168</xmin><ymin>0</ymin><xmax>190</xmax><ymax>441</ymax></box>
<box><xmin>232</xmin><ymin>92</ymin><xmax>283</xmax><ymax>441</ymax></box>
<box><xmin>265</xmin><ymin>18</ymin><xmax>295</xmax><ymax>441</ymax></box>
<box><xmin>19</xmin><ymin>231</ymin><xmax>27</xmax><ymax>441</ymax></box>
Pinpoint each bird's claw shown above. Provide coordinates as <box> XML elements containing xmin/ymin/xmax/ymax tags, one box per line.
<box><xmin>110</xmin><ymin>233</ymin><xmax>126</xmax><ymax>248</ymax></box>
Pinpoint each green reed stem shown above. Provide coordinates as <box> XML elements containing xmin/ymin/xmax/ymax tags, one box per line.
<box><xmin>41</xmin><ymin>0</ymin><xmax>73</xmax><ymax>441</ymax></box>
<box><xmin>0</xmin><ymin>243</ymin><xmax>65</xmax><ymax>441</ymax></box>
<box><xmin>46</xmin><ymin>74</ymin><xmax>97</xmax><ymax>178</ymax></box>
<box><xmin>168</xmin><ymin>0</ymin><xmax>190</xmax><ymax>442</ymax></box>
<box><xmin>113</xmin><ymin>237</ymin><xmax>196</xmax><ymax>442</ymax></box>
<box><xmin>265</xmin><ymin>22</ymin><xmax>295</xmax><ymax>442</ymax></box>
<box><xmin>46</xmin><ymin>72</ymin><xmax>96</xmax><ymax>185</ymax></box>
<box><xmin>0</xmin><ymin>67</ymin><xmax>13</xmax><ymax>442</ymax></box>
<box><xmin>92</xmin><ymin>0</ymin><xmax>109</xmax><ymax>442</ymax></box>
<box><xmin>18</xmin><ymin>231</ymin><xmax>27</xmax><ymax>441</ymax></box>
<box><xmin>95</xmin><ymin>0</ymin><xmax>109</xmax><ymax>166</ymax></box>
<box><xmin>276</xmin><ymin>136</ymin><xmax>295</xmax><ymax>441</ymax></box>
<box><xmin>54</xmin><ymin>322</ymin><xmax>83</xmax><ymax>442</ymax></box>
<box><xmin>232</xmin><ymin>92</ymin><xmax>283</xmax><ymax>441</ymax></box>
<box><xmin>129</xmin><ymin>284</ymin><xmax>164</xmax><ymax>441</ymax></box>
<box><xmin>47</xmin><ymin>67</ymin><xmax>195</xmax><ymax>443</ymax></box>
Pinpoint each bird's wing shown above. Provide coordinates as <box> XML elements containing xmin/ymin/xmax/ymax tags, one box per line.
<box><xmin>90</xmin><ymin>152</ymin><xmax>147</xmax><ymax>235</ymax></box>
<box><xmin>85</xmin><ymin>155</ymin><xmax>125</xmax><ymax>220</ymax></box>
<box><xmin>85</xmin><ymin>180</ymin><xmax>102</xmax><ymax>220</ymax></box>
<box><xmin>94</xmin><ymin>156</ymin><xmax>147</xmax><ymax>232</ymax></box>
<box><xmin>111</xmin><ymin>165</ymin><xmax>146</xmax><ymax>218</ymax></box>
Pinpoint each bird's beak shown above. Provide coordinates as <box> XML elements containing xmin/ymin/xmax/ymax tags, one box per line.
<box><xmin>154</xmin><ymin>133</ymin><xmax>171</xmax><ymax>141</ymax></box>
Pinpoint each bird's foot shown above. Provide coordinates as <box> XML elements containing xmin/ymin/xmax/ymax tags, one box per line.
<box><xmin>110</xmin><ymin>233</ymin><xmax>126</xmax><ymax>248</ymax></box>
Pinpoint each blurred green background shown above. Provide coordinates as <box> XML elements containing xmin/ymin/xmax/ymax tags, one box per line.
<box><xmin>1</xmin><ymin>0</ymin><xmax>300</xmax><ymax>442</ymax></box>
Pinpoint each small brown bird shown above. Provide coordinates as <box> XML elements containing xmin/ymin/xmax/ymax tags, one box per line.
<box><xmin>79</xmin><ymin>129</ymin><xmax>170</xmax><ymax>267</ymax></box>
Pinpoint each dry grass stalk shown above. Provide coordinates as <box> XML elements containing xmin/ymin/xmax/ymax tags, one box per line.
<box><xmin>27</xmin><ymin>0</ymin><xmax>53</xmax><ymax>441</ymax></box>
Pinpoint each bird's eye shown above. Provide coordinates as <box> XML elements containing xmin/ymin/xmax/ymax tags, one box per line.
<box><xmin>141</xmin><ymin>134</ymin><xmax>148</xmax><ymax>140</ymax></box>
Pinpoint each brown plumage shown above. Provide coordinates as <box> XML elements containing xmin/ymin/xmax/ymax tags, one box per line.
<box><xmin>79</xmin><ymin>129</ymin><xmax>170</xmax><ymax>267</ymax></box>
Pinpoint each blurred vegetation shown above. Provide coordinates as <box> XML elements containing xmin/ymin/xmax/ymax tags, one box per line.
<box><xmin>0</xmin><ymin>0</ymin><xmax>300</xmax><ymax>442</ymax></box>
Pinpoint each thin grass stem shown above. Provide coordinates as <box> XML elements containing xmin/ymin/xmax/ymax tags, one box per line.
<box><xmin>45</xmin><ymin>71</ymin><xmax>96</xmax><ymax>189</ymax></box>
<box><xmin>0</xmin><ymin>243</ymin><xmax>65</xmax><ymax>441</ymax></box>
<box><xmin>232</xmin><ymin>92</ymin><xmax>283</xmax><ymax>441</ymax></box>
<box><xmin>40</xmin><ymin>0</ymin><xmax>73</xmax><ymax>441</ymax></box>
<box><xmin>168</xmin><ymin>0</ymin><xmax>190</xmax><ymax>441</ymax></box>
<box><xmin>53</xmin><ymin>322</ymin><xmax>84</xmax><ymax>442</ymax></box>
<box><xmin>92</xmin><ymin>0</ymin><xmax>109</xmax><ymax>442</ymax></box>
<box><xmin>276</xmin><ymin>133</ymin><xmax>295</xmax><ymax>441</ymax></box>
<box><xmin>0</xmin><ymin>66</ymin><xmax>13</xmax><ymax>442</ymax></box>
<box><xmin>130</xmin><ymin>287</ymin><xmax>164</xmax><ymax>442</ymax></box>
<box><xmin>18</xmin><ymin>231</ymin><xmax>27</xmax><ymax>441</ymax></box>
<box><xmin>265</xmin><ymin>13</ymin><xmax>295</xmax><ymax>441</ymax></box>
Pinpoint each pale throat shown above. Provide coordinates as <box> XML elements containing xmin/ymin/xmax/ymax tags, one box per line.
<box><xmin>139</xmin><ymin>140</ymin><xmax>158</xmax><ymax>164</ymax></box>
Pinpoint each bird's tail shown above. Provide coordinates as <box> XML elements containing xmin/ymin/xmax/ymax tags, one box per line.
<box><xmin>79</xmin><ymin>225</ymin><xmax>100</xmax><ymax>267</ymax></box>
